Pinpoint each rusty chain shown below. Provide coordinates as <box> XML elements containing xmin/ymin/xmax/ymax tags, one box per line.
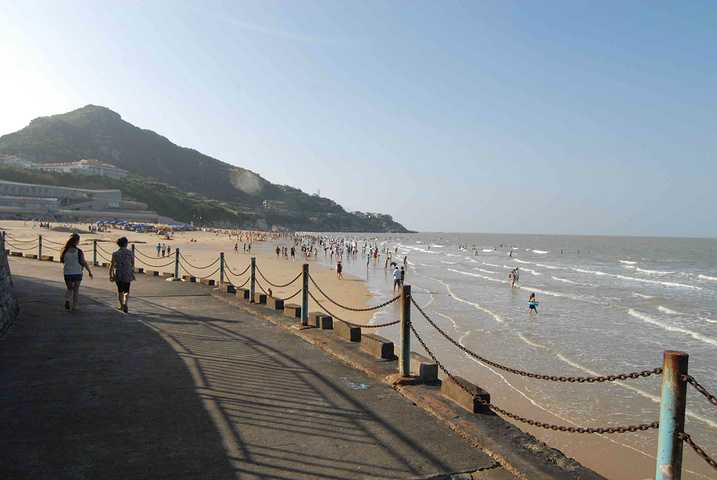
<box><xmin>179</xmin><ymin>253</ymin><xmax>220</xmax><ymax>271</ymax></box>
<box><xmin>256</xmin><ymin>266</ymin><xmax>302</xmax><ymax>288</ymax></box>
<box><xmin>307</xmin><ymin>290</ymin><xmax>400</xmax><ymax>328</ymax></box>
<box><xmin>409</xmin><ymin>321</ymin><xmax>659</xmax><ymax>434</ymax></box>
<box><xmin>679</xmin><ymin>432</ymin><xmax>717</xmax><ymax>471</ymax></box>
<box><xmin>283</xmin><ymin>289</ymin><xmax>302</xmax><ymax>302</ymax></box>
<box><xmin>4</xmin><ymin>240</ymin><xmax>38</xmax><ymax>250</ymax></box>
<box><xmin>134</xmin><ymin>255</ymin><xmax>177</xmax><ymax>269</ymax></box>
<box><xmin>683</xmin><ymin>375</ymin><xmax>717</xmax><ymax>407</ymax></box>
<box><xmin>4</xmin><ymin>235</ymin><xmax>39</xmax><ymax>244</ymax></box>
<box><xmin>410</xmin><ymin>297</ymin><xmax>663</xmax><ymax>384</ymax></box>
<box><xmin>222</xmin><ymin>260</ymin><xmax>251</xmax><ymax>278</ymax></box>
<box><xmin>232</xmin><ymin>275</ymin><xmax>251</xmax><ymax>288</ymax></box>
<box><xmin>309</xmin><ymin>274</ymin><xmax>400</xmax><ymax>312</ymax></box>
<box><xmin>254</xmin><ymin>278</ymin><xmax>268</xmax><ymax>295</ymax></box>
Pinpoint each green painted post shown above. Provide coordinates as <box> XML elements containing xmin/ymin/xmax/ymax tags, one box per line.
<box><xmin>93</xmin><ymin>239</ymin><xmax>98</xmax><ymax>266</ymax></box>
<box><xmin>301</xmin><ymin>263</ymin><xmax>309</xmax><ymax>325</ymax></box>
<box><xmin>250</xmin><ymin>257</ymin><xmax>256</xmax><ymax>303</ymax></box>
<box><xmin>655</xmin><ymin>350</ymin><xmax>689</xmax><ymax>480</ymax></box>
<box><xmin>175</xmin><ymin>248</ymin><xmax>180</xmax><ymax>278</ymax></box>
<box><xmin>400</xmin><ymin>284</ymin><xmax>411</xmax><ymax>378</ymax></box>
<box><xmin>38</xmin><ymin>235</ymin><xmax>42</xmax><ymax>259</ymax></box>
<box><xmin>220</xmin><ymin>252</ymin><xmax>225</xmax><ymax>285</ymax></box>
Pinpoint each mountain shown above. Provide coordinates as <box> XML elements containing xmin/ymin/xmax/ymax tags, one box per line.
<box><xmin>0</xmin><ymin>106</ymin><xmax>410</xmax><ymax>232</ymax></box>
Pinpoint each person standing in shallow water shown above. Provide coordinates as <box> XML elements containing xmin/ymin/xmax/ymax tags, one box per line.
<box><xmin>60</xmin><ymin>233</ymin><xmax>93</xmax><ymax>311</ymax></box>
<box><xmin>109</xmin><ymin>237</ymin><xmax>136</xmax><ymax>313</ymax></box>
<box><xmin>529</xmin><ymin>293</ymin><xmax>538</xmax><ymax>316</ymax></box>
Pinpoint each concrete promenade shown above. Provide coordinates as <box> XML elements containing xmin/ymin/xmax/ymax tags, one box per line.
<box><xmin>1</xmin><ymin>258</ymin><xmax>512</xmax><ymax>480</ymax></box>
<box><xmin>1</xmin><ymin>257</ymin><xmax>605</xmax><ymax>479</ymax></box>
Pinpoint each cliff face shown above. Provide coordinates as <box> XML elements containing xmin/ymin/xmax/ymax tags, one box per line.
<box><xmin>0</xmin><ymin>106</ymin><xmax>411</xmax><ymax>232</ymax></box>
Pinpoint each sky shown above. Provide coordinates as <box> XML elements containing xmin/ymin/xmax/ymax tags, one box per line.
<box><xmin>1</xmin><ymin>1</ymin><xmax>716</xmax><ymax>237</ymax></box>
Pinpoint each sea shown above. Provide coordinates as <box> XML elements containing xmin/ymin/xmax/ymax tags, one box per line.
<box><xmin>312</xmin><ymin>232</ymin><xmax>717</xmax><ymax>479</ymax></box>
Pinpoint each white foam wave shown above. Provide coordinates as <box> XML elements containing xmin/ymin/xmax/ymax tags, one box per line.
<box><xmin>533</xmin><ymin>250</ymin><xmax>548</xmax><ymax>254</ymax></box>
<box><xmin>518</xmin><ymin>335</ymin><xmax>717</xmax><ymax>430</ymax></box>
<box><xmin>483</xmin><ymin>263</ymin><xmax>501</xmax><ymax>267</ymax></box>
<box><xmin>698</xmin><ymin>274</ymin><xmax>717</xmax><ymax>282</ymax></box>
<box><xmin>441</xmin><ymin>261</ymin><xmax>457</xmax><ymax>265</ymax></box>
<box><xmin>552</xmin><ymin>276</ymin><xmax>580</xmax><ymax>284</ymax></box>
<box><xmin>658</xmin><ymin>306</ymin><xmax>683</xmax><ymax>315</ymax></box>
<box><xmin>636</xmin><ymin>267</ymin><xmax>673</xmax><ymax>276</ymax></box>
<box><xmin>658</xmin><ymin>306</ymin><xmax>717</xmax><ymax>325</ymax></box>
<box><xmin>536</xmin><ymin>263</ymin><xmax>561</xmax><ymax>270</ymax></box>
<box><xmin>619</xmin><ymin>260</ymin><xmax>637</xmax><ymax>265</ymax></box>
<box><xmin>571</xmin><ymin>268</ymin><xmax>702</xmax><ymax>290</ymax></box>
<box><xmin>475</xmin><ymin>268</ymin><xmax>498</xmax><ymax>274</ymax></box>
<box><xmin>441</xmin><ymin>272</ymin><xmax>504</xmax><ymax>322</ymax></box>
<box><xmin>482</xmin><ymin>249</ymin><xmax>494</xmax><ymax>252</ymax></box>
<box><xmin>514</xmin><ymin>259</ymin><xmax>531</xmax><ymax>264</ymax></box>
<box><xmin>450</xmin><ymin>268</ymin><xmax>505</xmax><ymax>285</ymax></box>
<box><xmin>628</xmin><ymin>309</ymin><xmax>717</xmax><ymax>347</ymax></box>
<box><xmin>633</xmin><ymin>292</ymin><xmax>659</xmax><ymax>299</ymax></box>
<box><xmin>522</xmin><ymin>268</ymin><xmax>542</xmax><ymax>276</ymax></box>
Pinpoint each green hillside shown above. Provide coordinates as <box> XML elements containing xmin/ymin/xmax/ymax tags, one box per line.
<box><xmin>0</xmin><ymin>106</ymin><xmax>410</xmax><ymax>232</ymax></box>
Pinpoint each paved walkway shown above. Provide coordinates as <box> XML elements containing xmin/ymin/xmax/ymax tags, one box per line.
<box><xmin>1</xmin><ymin>258</ymin><xmax>514</xmax><ymax>480</ymax></box>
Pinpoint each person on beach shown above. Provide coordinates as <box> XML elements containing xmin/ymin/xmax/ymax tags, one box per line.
<box><xmin>109</xmin><ymin>237</ymin><xmax>135</xmax><ymax>313</ymax></box>
<box><xmin>161</xmin><ymin>243</ymin><xmax>166</xmax><ymax>257</ymax></box>
<box><xmin>276</xmin><ymin>246</ymin><xmax>280</xmax><ymax>258</ymax></box>
<box><xmin>60</xmin><ymin>233</ymin><xmax>93</xmax><ymax>311</ymax></box>
<box><xmin>529</xmin><ymin>293</ymin><xmax>538</xmax><ymax>316</ymax></box>
<box><xmin>400</xmin><ymin>266</ymin><xmax>405</xmax><ymax>286</ymax></box>
<box><xmin>336</xmin><ymin>261</ymin><xmax>343</xmax><ymax>280</ymax></box>
<box><xmin>167</xmin><ymin>245</ymin><xmax>171</xmax><ymax>257</ymax></box>
<box><xmin>509</xmin><ymin>269</ymin><xmax>515</xmax><ymax>287</ymax></box>
<box><xmin>514</xmin><ymin>268</ymin><xmax>519</xmax><ymax>285</ymax></box>
<box><xmin>234</xmin><ymin>243</ymin><xmax>238</xmax><ymax>253</ymax></box>
<box><xmin>156</xmin><ymin>242</ymin><xmax>161</xmax><ymax>256</ymax></box>
<box><xmin>393</xmin><ymin>266</ymin><xmax>402</xmax><ymax>293</ymax></box>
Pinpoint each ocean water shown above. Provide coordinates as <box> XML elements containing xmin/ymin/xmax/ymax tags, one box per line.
<box><xmin>315</xmin><ymin>233</ymin><xmax>717</xmax><ymax>479</ymax></box>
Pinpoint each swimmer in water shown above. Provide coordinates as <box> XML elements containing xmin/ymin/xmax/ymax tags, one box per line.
<box><xmin>529</xmin><ymin>293</ymin><xmax>538</xmax><ymax>316</ymax></box>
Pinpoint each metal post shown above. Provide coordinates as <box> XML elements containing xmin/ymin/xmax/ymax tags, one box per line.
<box><xmin>38</xmin><ymin>235</ymin><xmax>42</xmax><ymax>259</ymax></box>
<box><xmin>220</xmin><ymin>252</ymin><xmax>225</xmax><ymax>285</ymax></box>
<box><xmin>1</xmin><ymin>230</ymin><xmax>5</xmax><ymax>251</ymax></box>
<box><xmin>301</xmin><ymin>263</ymin><xmax>309</xmax><ymax>325</ymax></box>
<box><xmin>131</xmin><ymin>244</ymin><xmax>135</xmax><ymax>258</ymax></box>
<box><xmin>400</xmin><ymin>284</ymin><xmax>411</xmax><ymax>378</ymax></box>
<box><xmin>250</xmin><ymin>257</ymin><xmax>256</xmax><ymax>303</ymax></box>
<box><xmin>93</xmin><ymin>239</ymin><xmax>98</xmax><ymax>266</ymax></box>
<box><xmin>175</xmin><ymin>248</ymin><xmax>180</xmax><ymax>278</ymax></box>
<box><xmin>655</xmin><ymin>350</ymin><xmax>689</xmax><ymax>480</ymax></box>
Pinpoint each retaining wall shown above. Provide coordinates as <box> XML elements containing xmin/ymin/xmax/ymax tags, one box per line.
<box><xmin>0</xmin><ymin>236</ymin><xmax>19</xmax><ymax>335</ymax></box>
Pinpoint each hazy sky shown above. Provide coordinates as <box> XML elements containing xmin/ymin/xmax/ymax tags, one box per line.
<box><xmin>1</xmin><ymin>1</ymin><xmax>715</xmax><ymax>237</ymax></box>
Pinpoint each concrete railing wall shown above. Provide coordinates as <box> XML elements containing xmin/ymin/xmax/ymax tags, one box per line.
<box><xmin>0</xmin><ymin>235</ymin><xmax>19</xmax><ymax>335</ymax></box>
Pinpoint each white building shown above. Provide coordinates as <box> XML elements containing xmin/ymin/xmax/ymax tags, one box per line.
<box><xmin>36</xmin><ymin>158</ymin><xmax>129</xmax><ymax>179</ymax></box>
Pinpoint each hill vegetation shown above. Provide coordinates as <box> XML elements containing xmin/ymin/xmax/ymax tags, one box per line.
<box><xmin>0</xmin><ymin>105</ymin><xmax>410</xmax><ymax>232</ymax></box>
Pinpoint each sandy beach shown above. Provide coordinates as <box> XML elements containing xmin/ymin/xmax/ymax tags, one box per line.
<box><xmin>0</xmin><ymin>221</ymin><xmax>378</xmax><ymax>327</ymax></box>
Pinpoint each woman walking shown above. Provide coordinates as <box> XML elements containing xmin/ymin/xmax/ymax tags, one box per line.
<box><xmin>60</xmin><ymin>233</ymin><xmax>93</xmax><ymax>311</ymax></box>
<box><xmin>109</xmin><ymin>237</ymin><xmax>136</xmax><ymax>313</ymax></box>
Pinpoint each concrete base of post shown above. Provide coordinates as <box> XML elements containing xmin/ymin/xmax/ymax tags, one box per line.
<box><xmin>266</xmin><ymin>296</ymin><xmax>284</xmax><ymax>310</ymax></box>
<box><xmin>236</xmin><ymin>288</ymin><xmax>250</xmax><ymax>299</ymax></box>
<box><xmin>361</xmin><ymin>333</ymin><xmax>395</xmax><ymax>359</ymax></box>
<box><xmin>284</xmin><ymin>303</ymin><xmax>301</xmax><ymax>317</ymax></box>
<box><xmin>334</xmin><ymin>320</ymin><xmax>361</xmax><ymax>342</ymax></box>
<box><xmin>40</xmin><ymin>256</ymin><xmax>54</xmax><ymax>262</ymax></box>
<box><xmin>199</xmin><ymin>278</ymin><xmax>216</xmax><ymax>286</ymax></box>
<box><xmin>310</xmin><ymin>312</ymin><xmax>333</xmax><ymax>329</ymax></box>
<box><xmin>161</xmin><ymin>272</ymin><xmax>174</xmax><ymax>278</ymax></box>
<box><xmin>441</xmin><ymin>376</ymin><xmax>491</xmax><ymax>413</ymax></box>
<box><xmin>182</xmin><ymin>275</ymin><xmax>197</xmax><ymax>282</ymax></box>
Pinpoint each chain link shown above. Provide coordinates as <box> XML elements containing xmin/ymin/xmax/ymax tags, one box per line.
<box><xmin>679</xmin><ymin>432</ymin><xmax>717</xmax><ymax>471</ymax></box>
<box><xmin>256</xmin><ymin>265</ymin><xmax>302</xmax><ymax>288</ymax></box>
<box><xmin>411</xmin><ymin>297</ymin><xmax>662</xmax><ymax>384</ymax></box>
<box><xmin>308</xmin><ymin>290</ymin><xmax>400</xmax><ymax>328</ymax></box>
<box><xmin>683</xmin><ymin>375</ymin><xmax>717</xmax><ymax>407</ymax></box>
<box><xmin>283</xmin><ymin>289</ymin><xmax>302</xmax><ymax>302</ymax></box>
<box><xmin>309</xmin><ymin>274</ymin><xmax>400</xmax><ymax>312</ymax></box>
<box><xmin>4</xmin><ymin>235</ymin><xmax>39</xmax><ymax>244</ymax></box>
<box><xmin>409</xmin><ymin>321</ymin><xmax>659</xmax><ymax>434</ymax></box>
<box><xmin>4</xmin><ymin>240</ymin><xmax>37</xmax><ymax>251</ymax></box>
<box><xmin>179</xmin><ymin>253</ymin><xmax>220</xmax><ymax>271</ymax></box>
<box><xmin>223</xmin><ymin>260</ymin><xmax>251</xmax><ymax>278</ymax></box>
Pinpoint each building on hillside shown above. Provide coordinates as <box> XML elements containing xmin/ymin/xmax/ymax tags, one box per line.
<box><xmin>0</xmin><ymin>154</ymin><xmax>37</xmax><ymax>169</ymax></box>
<box><xmin>263</xmin><ymin>200</ymin><xmax>287</xmax><ymax>213</ymax></box>
<box><xmin>35</xmin><ymin>158</ymin><xmax>128</xmax><ymax>179</ymax></box>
